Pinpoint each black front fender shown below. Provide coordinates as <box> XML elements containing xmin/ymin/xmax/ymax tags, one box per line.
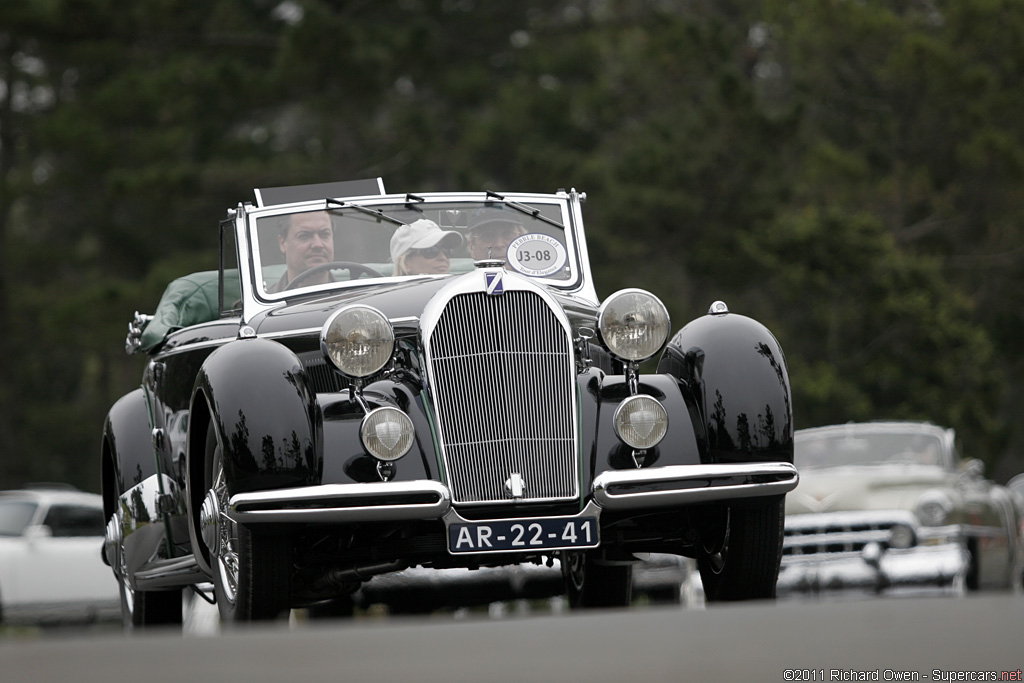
<box><xmin>192</xmin><ymin>337</ymin><xmax>322</xmax><ymax>496</ymax></box>
<box><xmin>659</xmin><ymin>308</ymin><xmax>793</xmax><ymax>464</ymax></box>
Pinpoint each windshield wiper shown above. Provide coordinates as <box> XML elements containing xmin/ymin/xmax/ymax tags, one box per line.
<box><xmin>485</xmin><ymin>190</ymin><xmax>564</xmax><ymax>230</ymax></box>
<box><xmin>326</xmin><ymin>198</ymin><xmax>406</xmax><ymax>226</ymax></box>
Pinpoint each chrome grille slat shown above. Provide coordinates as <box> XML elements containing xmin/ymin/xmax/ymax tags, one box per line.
<box><xmin>783</xmin><ymin>512</ymin><xmax>911</xmax><ymax>556</ymax></box>
<box><xmin>427</xmin><ymin>289</ymin><xmax>577</xmax><ymax>505</ymax></box>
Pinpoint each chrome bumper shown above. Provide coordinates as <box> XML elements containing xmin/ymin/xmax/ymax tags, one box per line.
<box><xmin>592</xmin><ymin>462</ymin><xmax>799</xmax><ymax>509</ymax></box>
<box><xmin>228</xmin><ymin>462</ymin><xmax>799</xmax><ymax>525</ymax></box>
<box><xmin>777</xmin><ymin>543</ymin><xmax>969</xmax><ymax>595</ymax></box>
<box><xmin>228</xmin><ymin>481</ymin><xmax>452</xmax><ymax>524</ymax></box>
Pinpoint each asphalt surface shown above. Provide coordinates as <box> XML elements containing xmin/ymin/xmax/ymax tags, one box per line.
<box><xmin>2</xmin><ymin>593</ymin><xmax>1021</xmax><ymax>683</ymax></box>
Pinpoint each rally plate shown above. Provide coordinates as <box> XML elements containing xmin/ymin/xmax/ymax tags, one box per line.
<box><xmin>448</xmin><ymin>515</ymin><xmax>600</xmax><ymax>555</ymax></box>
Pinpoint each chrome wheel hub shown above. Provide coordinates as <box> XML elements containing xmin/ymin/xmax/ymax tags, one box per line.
<box><xmin>200</xmin><ymin>489</ymin><xmax>221</xmax><ymax>553</ymax></box>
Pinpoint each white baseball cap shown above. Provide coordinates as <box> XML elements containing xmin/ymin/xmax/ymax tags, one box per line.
<box><xmin>390</xmin><ymin>219</ymin><xmax>463</xmax><ymax>262</ymax></box>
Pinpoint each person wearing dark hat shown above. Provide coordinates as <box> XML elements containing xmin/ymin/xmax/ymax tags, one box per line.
<box><xmin>390</xmin><ymin>218</ymin><xmax>464</xmax><ymax>275</ymax></box>
<box><xmin>467</xmin><ymin>210</ymin><xmax>526</xmax><ymax>264</ymax></box>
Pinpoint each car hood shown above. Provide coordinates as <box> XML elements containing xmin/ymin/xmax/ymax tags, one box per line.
<box><xmin>785</xmin><ymin>465</ymin><xmax>953</xmax><ymax>515</ymax></box>
<box><xmin>252</xmin><ymin>272</ymin><xmax>598</xmax><ymax>337</ymax></box>
<box><xmin>254</xmin><ymin>277</ymin><xmax>455</xmax><ymax>336</ymax></box>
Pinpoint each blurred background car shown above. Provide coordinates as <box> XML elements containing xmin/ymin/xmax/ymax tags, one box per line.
<box><xmin>0</xmin><ymin>486</ymin><xmax>119</xmax><ymax>624</ymax></box>
<box><xmin>778</xmin><ymin>421</ymin><xmax>1023</xmax><ymax>597</ymax></box>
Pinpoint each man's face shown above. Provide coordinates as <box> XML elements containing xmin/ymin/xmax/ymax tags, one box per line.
<box><xmin>279</xmin><ymin>211</ymin><xmax>334</xmax><ymax>278</ymax></box>
<box><xmin>467</xmin><ymin>223</ymin><xmax>524</xmax><ymax>262</ymax></box>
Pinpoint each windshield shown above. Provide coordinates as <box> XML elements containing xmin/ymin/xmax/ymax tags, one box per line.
<box><xmin>0</xmin><ymin>498</ymin><xmax>39</xmax><ymax>536</ymax></box>
<box><xmin>249</xmin><ymin>197</ymin><xmax>574</xmax><ymax>298</ymax></box>
<box><xmin>794</xmin><ymin>430</ymin><xmax>948</xmax><ymax>470</ymax></box>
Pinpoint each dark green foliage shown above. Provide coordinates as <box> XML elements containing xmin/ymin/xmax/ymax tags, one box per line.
<box><xmin>2</xmin><ymin>0</ymin><xmax>1022</xmax><ymax>489</ymax></box>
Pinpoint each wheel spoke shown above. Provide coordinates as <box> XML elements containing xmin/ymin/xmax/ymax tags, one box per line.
<box><xmin>212</xmin><ymin>446</ymin><xmax>240</xmax><ymax>606</ymax></box>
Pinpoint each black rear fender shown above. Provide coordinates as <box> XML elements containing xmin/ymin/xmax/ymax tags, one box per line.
<box><xmin>101</xmin><ymin>388</ymin><xmax>153</xmax><ymax>521</ymax></box>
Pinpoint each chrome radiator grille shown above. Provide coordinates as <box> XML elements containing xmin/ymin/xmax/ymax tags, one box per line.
<box><xmin>426</xmin><ymin>290</ymin><xmax>577</xmax><ymax>505</ymax></box>
<box><xmin>783</xmin><ymin>511</ymin><xmax>914</xmax><ymax>556</ymax></box>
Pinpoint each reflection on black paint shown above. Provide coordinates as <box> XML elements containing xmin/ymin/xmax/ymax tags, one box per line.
<box><xmin>711</xmin><ymin>390</ymin><xmax>731</xmax><ymax>452</ymax></box>
<box><xmin>231</xmin><ymin>410</ymin><xmax>257</xmax><ymax>474</ymax></box>
<box><xmin>283</xmin><ymin>368</ymin><xmax>318</xmax><ymax>473</ymax></box>
<box><xmin>737</xmin><ymin>413</ymin><xmax>751</xmax><ymax>452</ymax></box>
<box><xmin>708</xmin><ymin>341</ymin><xmax>793</xmax><ymax>456</ymax></box>
<box><xmin>261</xmin><ymin>434</ymin><xmax>278</xmax><ymax>472</ymax></box>
<box><xmin>755</xmin><ymin>340</ymin><xmax>792</xmax><ymax>449</ymax></box>
<box><xmin>130</xmin><ymin>487</ymin><xmax>150</xmax><ymax>523</ymax></box>
<box><xmin>286</xmin><ymin>431</ymin><xmax>304</xmax><ymax>470</ymax></box>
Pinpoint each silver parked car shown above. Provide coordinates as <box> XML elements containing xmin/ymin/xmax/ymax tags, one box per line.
<box><xmin>778</xmin><ymin>422</ymin><xmax>1023</xmax><ymax>596</ymax></box>
<box><xmin>0</xmin><ymin>486</ymin><xmax>119</xmax><ymax>623</ymax></box>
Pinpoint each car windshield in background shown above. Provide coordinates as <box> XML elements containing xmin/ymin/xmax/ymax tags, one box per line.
<box><xmin>795</xmin><ymin>431</ymin><xmax>947</xmax><ymax>470</ymax></box>
<box><xmin>0</xmin><ymin>498</ymin><xmax>38</xmax><ymax>536</ymax></box>
<box><xmin>250</xmin><ymin>198</ymin><xmax>573</xmax><ymax>298</ymax></box>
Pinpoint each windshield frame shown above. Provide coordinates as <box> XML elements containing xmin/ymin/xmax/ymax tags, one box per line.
<box><xmin>242</xmin><ymin>191</ymin><xmax>591</xmax><ymax>307</ymax></box>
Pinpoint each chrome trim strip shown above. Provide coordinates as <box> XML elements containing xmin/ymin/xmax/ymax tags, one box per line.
<box><xmin>785</xmin><ymin>509</ymin><xmax>919</xmax><ymax>531</ymax></box>
<box><xmin>227</xmin><ymin>481</ymin><xmax>452</xmax><ymax>524</ymax></box>
<box><xmin>134</xmin><ymin>555</ymin><xmax>208</xmax><ymax>590</ymax></box>
<box><xmin>258</xmin><ymin>326</ymin><xmax>321</xmax><ymax>339</ymax></box>
<box><xmin>592</xmin><ymin>462</ymin><xmax>799</xmax><ymax>509</ymax></box>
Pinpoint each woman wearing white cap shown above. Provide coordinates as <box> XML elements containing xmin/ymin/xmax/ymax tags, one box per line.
<box><xmin>390</xmin><ymin>218</ymin><xmax>464</xmax><ymax>275</ymax></box>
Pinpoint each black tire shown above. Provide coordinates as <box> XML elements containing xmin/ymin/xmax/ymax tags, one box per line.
<box><xmin>205</xmin><ymin>422</ymin><xmax>292</xmax><ymax>623</ymax></box>
<box><xmin>563</xmin><ymin>551</ymin><xmax>633</xmax><ymax>608</ymax></box>
<box><xmin>965</xmin><ymin>538</ymin><xmax>980</xmax><ymax>591</ymax></box>
<box><xmin>118</xmin><ymin>561</ymin><xmax>182</xmax><ymax>629</ymax></box>
<box><xmin>696</xmin><ymin>496</ymin><xmax>784</xmax><ymax>602</ymax></box>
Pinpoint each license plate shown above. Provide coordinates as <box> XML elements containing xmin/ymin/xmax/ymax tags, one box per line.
<box><xmin>448</xmin><ymin>515</ymin><xmax>600</xmax><ymax>554</ymax></box>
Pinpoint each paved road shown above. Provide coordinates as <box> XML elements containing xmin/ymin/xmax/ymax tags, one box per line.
<box><xmin>2</xmin><ymin>594</ymin><xmax>1021</xmax><ymax>683</ymax></box>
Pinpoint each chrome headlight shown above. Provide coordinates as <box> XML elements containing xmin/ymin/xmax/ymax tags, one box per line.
<box><xmin>598</xmin><ymin>289</ymin><xmax>670</xmax><ymax>362</ymax></box>
<box><xmin>916</xmin><ymin>490</ymin><xmax>953</xmax><ymax>526</ymax></box>
<box><xmin>613</xmin><ymin>395</ymin><xmax>668</xmax><ymax>449</ymax></box>
<box><xmin>321</xmin><ymin>305</ymin><xmax>395</xmax><ymax>378</ymax></box>
<box><xmin>361</xmin><ymin>407</ymin><xmax>415</xmax><ymax>461</ymax></box>
<box><xmin>888</xmin><ymin>523</ymin><xmax>916</xmax><ymax>549</ymax></box>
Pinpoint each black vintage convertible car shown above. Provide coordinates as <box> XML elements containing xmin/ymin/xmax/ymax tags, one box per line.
<box><xmin>101</xmin><ymin>179</ymin><xmax>798</xmax><ymax>627</ymax></box>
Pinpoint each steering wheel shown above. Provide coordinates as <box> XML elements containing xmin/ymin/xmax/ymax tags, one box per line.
<box><xmin>284</xmin><ymin>261</ymin><xmax>385</xmax><ymax>291</ymax></box>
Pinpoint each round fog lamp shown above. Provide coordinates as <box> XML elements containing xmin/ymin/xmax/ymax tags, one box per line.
<box><xmin>613</xmin><ymin>395</ymin><xmax>668</xmax><ymax>450</ymax></box>
<box><xmin>321</xmin><ymin>305</ymin><xmax>395</xmax><ymax>378</ymax></box>
<box><xmin>598</xmin><ymin>289</ymin><xmax>671</xmax><ymax>362</ymax></box>
<box><xmin>888</xmin><ymin>523</ymin><xmax>916</xmax><ymax>549</ymax></box>
<box><xmin>361</xmin><ymin>407</ymin><xmax>415</xmax><ymax>461</ymax></box>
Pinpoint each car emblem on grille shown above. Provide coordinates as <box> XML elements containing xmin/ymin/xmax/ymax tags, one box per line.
<box><xmin>485</xmin><ymin>271</ymin><xmax>504</xmax><ymax>295</ymax></box>
<box><xmin>505</xmin><ymin>472</ymin><xmax>525</xmax><ymax>499</ymax></box>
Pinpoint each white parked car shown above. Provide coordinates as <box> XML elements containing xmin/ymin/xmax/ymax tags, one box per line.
<box><xmin>0</xmin><ymin>486</ymin><xmax>119</xmax><ymax>624</ymax></box>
